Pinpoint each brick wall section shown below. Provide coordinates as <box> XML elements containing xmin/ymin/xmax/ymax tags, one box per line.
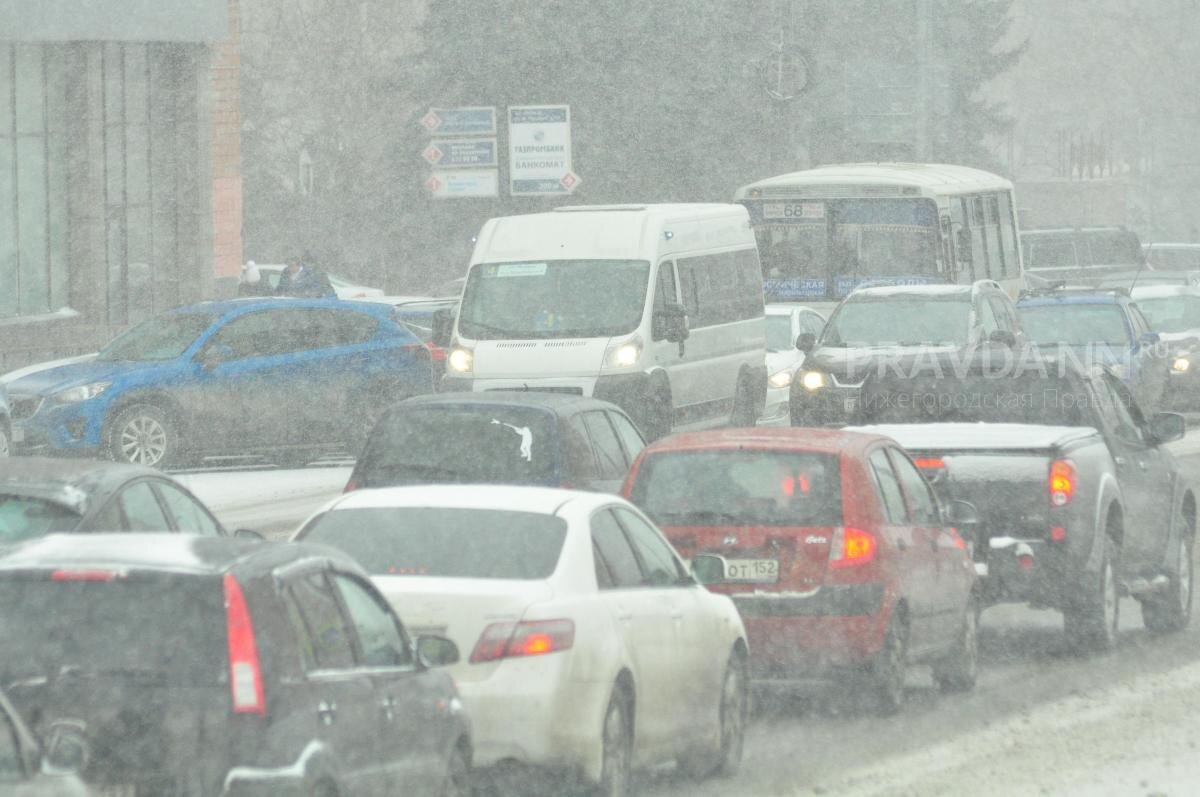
<box><xmin>211</xmin><ymin>0</ymin><xmax>243</xmax><ymax>281</ymax></box>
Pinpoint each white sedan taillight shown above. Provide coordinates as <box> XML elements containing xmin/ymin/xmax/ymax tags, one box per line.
<box><xmin>469</xmin><ymin>619</ymin><xmax>575</xmax><ymax>664</ymax></box>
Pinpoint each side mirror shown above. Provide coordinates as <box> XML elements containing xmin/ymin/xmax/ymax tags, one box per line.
<box><xmin>988</xmin><ymin>329</ymin><xmax>1017</xmax><ymax>348</ymax></box>
<box><xmin>415</xmin><ymin>635</ymin><xmax>460</xmax><ymax>668</ymax></box>
<box><xmin>942</xmin><ymin>499</ymin><xmax>980</xmax><ymax>526</ymax></box>
<box><xmin>691</xmin><ymin>553</ymin><xmax>727</xmax><ymax>586</ymax></box>
<box><xmin>41</xmin><ymin>720</ymin><xmax>89</xmax><ymax>775</ymax></box>
<box><xmin>796</xmin><ymin>332</ymin><xmax>817</xmax><ymax>353</ymax></box>
<box><xmin>1149</xmin><ymin>411</ymin><xmax>1186</xmax><ymax>444</ymax></box>
<box><xmin>1139</xmin><ymin>331</ymin><xmax>1161</xmax><ymax>347</ymax></box>
<box><xmin>431</xmin><ymin>308</ymin><xmax>455</xmax><ymax>349</ymax></box>
<box><xmin>198</xmin><ymin>343</ymin><xmax>234</xmax><ymax>370</ymax></box>
<box><xmin>233</xmin><ymin>528</ymin><xmax>265</xmax><ymax>541</ymax></box>
<box><xmin>653</xmin><ymin>303</ymin><xmax>689</xmax><ymax>343</ymax></box>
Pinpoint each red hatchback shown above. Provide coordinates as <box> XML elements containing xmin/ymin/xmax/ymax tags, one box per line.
<box><xmin>622</xmin><ymin>428</ymin><xmax>979</xmax><ymax>712</ymax></box>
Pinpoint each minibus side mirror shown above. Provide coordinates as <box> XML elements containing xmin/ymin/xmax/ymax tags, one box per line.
<box><xmin>653</xmin><ymin>303</ymin><xmax>689</xmax><ymax>343</ymax></box>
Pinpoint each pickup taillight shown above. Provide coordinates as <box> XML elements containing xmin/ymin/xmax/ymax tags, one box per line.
<box><xmin>1049</xmin><ymin>459</ymin><xmax>1076</xmax><ymax>506</ymax></box>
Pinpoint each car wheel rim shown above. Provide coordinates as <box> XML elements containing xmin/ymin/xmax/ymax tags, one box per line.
<box><xmin>120</xmin><ymin>415</ymin><xmax>167</xmax><ymax>466</ymax></box>
<box><xmin>720</xmin><ymin>661</ymin><xmax>746</xmax><ymax>762</ymax></box>
<box><xmin>1180</xmin><ymin>540</ymin><xmax>1192</xmax><ymax>616</ymax></box>
<box><xmin>602</xmin><ymin>702</ymin><xmax>630</xmax><ymax>797</ymax></box>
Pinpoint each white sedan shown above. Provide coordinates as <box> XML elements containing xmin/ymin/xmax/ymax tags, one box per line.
<box><xmin>293</xmin><ymin>485</ymin><xmax>749</xmax><ymax>794</ymax></box>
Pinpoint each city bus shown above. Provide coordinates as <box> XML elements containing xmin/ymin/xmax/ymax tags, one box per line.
<box><xmin>733</xmin><ymin>163</ymin><xmax>1024</xmax><ymax>309</ymax></box>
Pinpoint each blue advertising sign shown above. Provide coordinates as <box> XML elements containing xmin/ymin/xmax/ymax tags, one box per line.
<box><xmin>764</xmin><ymin>278</ymin><xmax>828</xmax><ymax>300</ymax></box>
<box><xmin>420</xmin><ymin>107</ymin><xmax>497</xmax><ymax>136</ymax></box>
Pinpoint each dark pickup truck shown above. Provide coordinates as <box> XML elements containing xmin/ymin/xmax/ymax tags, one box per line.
<box><xmin>849</xmin><ymin>355</ymin><xmax>1194</xmax><ymax>652</ymax></box>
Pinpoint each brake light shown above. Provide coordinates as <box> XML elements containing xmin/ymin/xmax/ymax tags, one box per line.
<box><xmin>1049</xmin><ymin>459</ymin><xmax>1076</xmax><ymax>506</ymax></box>
<box><xmin>50</xmin><ymin>569</ymin><xmax>123</xmax><ymax>581</ymax></box>
<box><xmin>223</xmin><ymin>574</ymin><xmax>265</xmax><ymax>715</ymax></box>
<box><xmin>344</xmin><ymin>478</ymin><xmax>358</xmax><ymax>493</ymax></box>
<box><xmin>829</xmin><ymin>527</ymin><xmax>877</xmax><ymax>568</ymax></box>
<box><xmin>469</xmin><ymin>619</ymin><xmax>575</xmax><ymax>664</ymax></box>
<box><xmin>402</xmin><ymin>343</ymin><xmax>432</xmax><ymax>362</ymax></box>
<box><xmin>781</xmin><ymin>474</ymin><xmax>810</xmax><ymax>496</ymax></box>
<box><xmin>913</xmin><ymin>457</ymin><xmax>945</xmax><ymax>470</ymax></box>
<box><xmin>1050</xmin><ymin>525</ymin><xmax>1067</xmax><ymax>542</ymax></box>
<box><xmin>427</xmin><ymin>345</ymin><xmax>447</xmax><ymax>362</ymax></box>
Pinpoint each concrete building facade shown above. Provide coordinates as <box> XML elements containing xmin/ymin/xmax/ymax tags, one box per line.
<box><xmin>0</xmin><ymin>0</ymin><xmax>242</xmax><ymax>370</ymax></box>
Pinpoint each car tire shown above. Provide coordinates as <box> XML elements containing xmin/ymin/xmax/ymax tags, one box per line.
<box><xmin>678</xmin><ymin>649</ymin><xmax>748</xmax><ymax>780</ymax></box>
<box><xmin>440</xmin><ymin>741</ymin><xmax>472</xmax><ymax>797</ymax></box>
<box><xmin>594</xmin><ymin>689</ymin><xmax>633</xmax><ymax>797</ymax></box>
<box><xmin>643</xmin><ymin>386</ymin><xmax>672</xmax><ymax>442</ymax></box>
<box><xmin>870</xmin><ymin>612</ymin><xmax>908</xmax><ymax>715</ymax></box>
<box><xmin>729</xmin><ymin>374</ymin><xmax>759</xmax><ymax>427</ymax></box>
<box><xmin>932</xmin><ymin>598</ymin><xmax>979</xmax><ymax>693</ymax></box>
<box><xmin>1142</xmin><ymin>526</ymin><xmax>1193</xmax><ymax>634</ymax></box>
<box><xmin>106</xmin><ymin>403</ymin><xmax>181</xmax><ymax>469</ymax></box>
<box><xmin>1063</xmin><ymin>537</ymin><xmax>1120</xmax><ymax>654</ymax></box>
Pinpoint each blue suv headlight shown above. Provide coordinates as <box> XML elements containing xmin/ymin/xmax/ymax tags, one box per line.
<box><xmin>53</xmin><ymin>381</ymin><xmax>112</xmax><ymax>404</ymax></box>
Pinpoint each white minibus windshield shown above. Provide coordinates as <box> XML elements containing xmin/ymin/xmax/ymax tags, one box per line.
<box><xmin>458</xmin><ymin>259</ymin><xmax>651</xmax><ymax>339</ymax></box>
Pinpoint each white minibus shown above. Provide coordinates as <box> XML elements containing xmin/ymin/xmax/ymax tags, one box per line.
<box><xmin>438</xmin><ymin>204</ymin><xmax>767</xmax><ymax>439</ymax></box>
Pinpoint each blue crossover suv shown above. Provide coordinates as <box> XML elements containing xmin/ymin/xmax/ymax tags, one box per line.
<box><xmin>5</xmin><ymin>298</ymin><xmax>435</xmax><ymax>468</ymax></box>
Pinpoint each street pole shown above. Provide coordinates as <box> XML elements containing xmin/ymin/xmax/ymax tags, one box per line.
<box><xmin>915</xmin><ymin>0</ymin><xmax>930</xmax><ymax>161</ymax></box>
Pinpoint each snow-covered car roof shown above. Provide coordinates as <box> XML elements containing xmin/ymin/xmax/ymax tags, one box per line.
<box><xmin>321</xmin><ymin>484</ymin><xmax>621</xmax><ymax>516</ymax></box>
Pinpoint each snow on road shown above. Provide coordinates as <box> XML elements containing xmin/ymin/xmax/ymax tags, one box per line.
<box><xmin>824</xmin><ymin>657</ymin><xmax>1200</xmax><ymax>797</ymax></box>
<box><xmin>176</xmin><ymin>464</ymin><xmax>351</xmax><ymax>536</ymax></box>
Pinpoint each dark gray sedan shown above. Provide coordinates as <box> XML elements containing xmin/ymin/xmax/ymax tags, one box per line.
<box><xmin>0</xmin><ymin>458</ymin><xmax>227</xmax><ymax>545</ymax></box>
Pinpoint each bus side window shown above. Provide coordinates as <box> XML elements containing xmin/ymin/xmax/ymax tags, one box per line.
<box><xmin>940</xmin><ymin>214</ymin><xmax>954</xmax><ymax>274</ymax></box>
<box><xmin>999</xmin><ymin>192</ymin><xmax>1021</xmax><ymax>276</ymax></box>
<box><xmin>952</xmin><ymin>197</ymin><xmax>975</xmax><ymax>280</ymax></box>
<box><xmin>971</xmin><ymin>196</ymin><xmax>993</xmax><ymax>280</ymax></box>
<box><xmin>986</xmin><ymin>194</ymin><xmax>1006</xmax><ymax>277</ymax></box>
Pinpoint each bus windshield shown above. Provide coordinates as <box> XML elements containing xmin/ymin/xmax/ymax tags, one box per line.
<box><xmin>749</xmin><ymin>198</ymin><xmax>941</xmax><ymax>300</ymax></box>
<box><xmin>458</xmin><ymin>260</ymin><xmax>651</xmax><ymax>339</ymax></box>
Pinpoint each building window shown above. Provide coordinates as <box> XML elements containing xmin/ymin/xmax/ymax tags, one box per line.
<box><xmin>0</xmin><ymin>43</ymin><xmax>69</xmax><ymax>319</ymax></box>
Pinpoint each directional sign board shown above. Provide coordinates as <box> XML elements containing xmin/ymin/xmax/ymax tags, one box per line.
<box><xmin>421</xmin><ymin>138</ymin><xmax>498</xmax><ymax>169</ymax></box>
<box><xmin>424</xmin><ymin>169</ymin><xmax>499</xmax><ymax>199</ymax></box>
<box><xmin>420</xmin><ymin>107</ymin><xmax>497</xmax><ymax>137</ymax></box>
<box><xmin>509</xmin><ymin>105</ymin><xmax>577</xmax><ymax>196</ymax></box>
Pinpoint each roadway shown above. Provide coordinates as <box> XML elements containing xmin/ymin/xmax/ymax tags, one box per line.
<box><xmin>176</xmin><ymin>439</ymin><xmax>1200</xmax><ymax>796</ymax></box>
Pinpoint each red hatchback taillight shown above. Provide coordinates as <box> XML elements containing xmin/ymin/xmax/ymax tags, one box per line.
<box><xmin>469</xmin><ymin>619</ymin><xmax>575</xmax><ymax>664</ymax></box>
<box><xmin>1049</xmin><ymin>459</ymin><xmax>1076</xmax><ymax>506</ymax></box>
<box><xmin>223</xmin><ymin>573</ymin><xmax>265</xmax><ymax>715</ymax></box>
<box><xmin>828</xmin><ymin>527</ymin><xmax>877</xmax><ymax>569</ymax></box>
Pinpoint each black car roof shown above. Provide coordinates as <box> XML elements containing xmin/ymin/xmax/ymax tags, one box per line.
<box><xmin>0</xmin><ymin>457</ymin><xmax>165</xmax><ymax>512</ymax></box>
<box><xmin>402</xmin><ymin>390</ymin><xmax>625</xmax><ymax>415</ymax></box>
<box><xmin>0</xmin><ymin>533</ymin><xmax>348</xmax><ymax>577</ymax></box>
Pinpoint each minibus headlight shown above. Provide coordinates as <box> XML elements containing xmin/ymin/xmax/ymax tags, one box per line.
<box><xmin>603</xmin><ymin>337</ymin><xmax>643</xmax><ymax>370</ymax></box>
<box><xmin>768</xmin><ymin>369</ymin><xmax>794</xmax><ymax>389</ymax></box>
<box><xmin>447</xmin><ymin>347</ymin><xmax>474</xmax><ymax>374</ymax></box>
